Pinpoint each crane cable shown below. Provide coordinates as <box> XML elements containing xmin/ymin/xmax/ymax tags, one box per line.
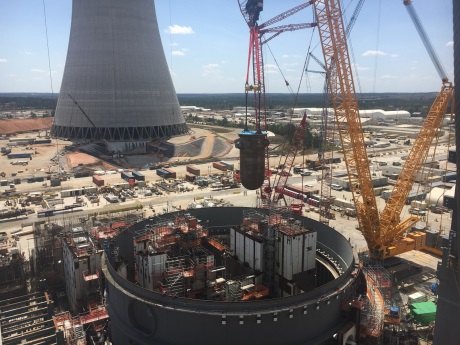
<box><xmin>372</xmin><ymin>0</ymin><xmax>382</xmax><ymax>93</ymax></box>
<box><xmin>270</xmin><ymin>24</ymin><xmax>317</xmax><ymax>189</ymax></box>
<box><xmin>266</xmin><ymin>44</ymin><xmax>294</xmax><ymax>94</ymax></box>
<box><xmin>42</xmin><ymin>0</ymin><xmax>54</xmax><ymax>99</ymax></box>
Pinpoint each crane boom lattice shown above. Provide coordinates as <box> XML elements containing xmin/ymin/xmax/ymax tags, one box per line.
<box><xmin>314</xmin><ymin>0</ymin><xmax>381</xmax><ymax>254</ymax></box>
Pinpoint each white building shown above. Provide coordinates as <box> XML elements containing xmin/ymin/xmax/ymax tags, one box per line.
<box><xmin>360</xmin><ymin>109</ymin><xmax>411</xmax><ymax>121</ymax></box>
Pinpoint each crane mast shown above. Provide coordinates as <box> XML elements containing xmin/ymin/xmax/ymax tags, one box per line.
<box><xmin>313</xmin><ymin>0</ymin><xmax>381</xmax><ymax>255</ymax></box>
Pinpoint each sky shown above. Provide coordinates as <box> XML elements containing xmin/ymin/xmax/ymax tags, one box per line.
<box><xmin>0</xmin><ymin>0</ymin><xmax>454</xmax><ymax>94</ymax></box>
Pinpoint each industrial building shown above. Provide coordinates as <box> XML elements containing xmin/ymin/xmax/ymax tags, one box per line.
<box><xmin>0</xmin><ymin>292</ymin><xmax>59</xmax><ymax>345</ymax></box>
<box><xmin>103</xmin><ymin>207</ymin><xmax>363</xmax><ymax>345</ymax></box>
<box><xmin>52</xmin><ymin>0</ymin><xmax>188</xmax><ymax>141</ymax></box>
<box><xmin>330</xmin><ymin>175</ymin><xmax>388</xmax><ymax>191</ymax></box>
<box><xmin>62</xmin><ymin>226</ymin><xmax>103</xmax><ymax>313</ymax></box>
<box><xmin>0</xmin><ymin>241</ymin><xmax>26</xmax><ymax>300</ymax></box>
<box><xmin>0</xmin><ymin>291</ymin><xmax>109</xmax><ymax>344</ymax></box>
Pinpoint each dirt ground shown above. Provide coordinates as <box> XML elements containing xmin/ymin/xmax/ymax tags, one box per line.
<box><xmin>0</xmin><ymin>123</ymin><xmax>241</xmax><ymax>179</ymax></box>
<box><xmin>67</xmin><ymin>152</ymin><xmax>100</xmax><ymax>168</ymax></box>
<box><xmin>0</xmin><ymin>131</ymin><xmax>72</xmax><ymax>178</ymax></box>
<box><xmin>170</xmin><ymin>124</ymin><xmax>241</xmax><ymax>160</ymax></box>
<box><xmin>0</xmin><ymin>118</ymin><xmax>53</xmax><ymax>135</ymax></box>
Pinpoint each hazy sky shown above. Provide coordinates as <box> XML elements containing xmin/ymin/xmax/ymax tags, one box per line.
<box><xmin>0</xmin><ymin>0</ymin><xmax>454</xmax><ymax>94</ymax></box>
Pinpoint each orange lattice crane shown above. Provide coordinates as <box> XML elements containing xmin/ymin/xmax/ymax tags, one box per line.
<box><xmin>377</xmin><ymin>1</ymin><xmax>454</xmax><ymax>256</ymax></box>
<box><xmin>313</xmin><ymin>0</ymin><xmax>453</xmax><ymax>259</ymax></box>
<box><xmin>314</xmin><ymin>0</ymin><xmax>381</xmax><ymax>256</ymax></box>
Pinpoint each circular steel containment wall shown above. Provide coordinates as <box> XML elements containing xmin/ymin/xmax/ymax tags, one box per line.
<box><xmin>103</xmin><ymin>207</ymin><xmax>359</xmax><ymax>345</ymax></box>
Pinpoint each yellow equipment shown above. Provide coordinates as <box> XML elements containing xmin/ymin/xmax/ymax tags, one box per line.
<box><xmin>313</xmin><ymin>0</ymin><xmax>453</xmax><ymax>258</ymax></box>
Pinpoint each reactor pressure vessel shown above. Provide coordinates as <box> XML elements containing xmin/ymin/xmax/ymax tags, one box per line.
<box><xmin>235</xmin><ymin>131</ymin><xmax>269</xmax><ymax>190</ymax></box>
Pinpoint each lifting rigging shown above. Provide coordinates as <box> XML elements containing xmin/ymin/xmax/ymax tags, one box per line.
<box><xmin>236</xmin><ymin>0</ymin><xmax>317</xmax><ymax>202</ymax></box>
<box><xmin>313</xmin><ymin>0</ymin><xmax>453</xmax><ymax>259</ymax></box>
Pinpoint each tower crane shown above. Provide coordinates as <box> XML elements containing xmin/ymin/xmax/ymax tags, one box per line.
<box><xmin>236</xmin><ymin>1</ymin><xmax>317</xmax><ymax>207</ymax></box>
<box><xmin>313</xmin><ymin>0</ymin><xmax>453</xmax><ymax>259</ymax></box>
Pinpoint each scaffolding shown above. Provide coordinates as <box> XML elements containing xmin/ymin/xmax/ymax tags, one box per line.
<box><xmin>361</xmin><ymin>264</ymin><xmax>392</xmax><ymax>344</ymax></box>
<box><xmin>163</xmin><ymin>256</ymin><xmax>186</xmax><ymax>297</ymax></box>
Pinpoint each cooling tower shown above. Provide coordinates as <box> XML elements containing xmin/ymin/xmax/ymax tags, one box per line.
<box><xmin>51</xmin><ymin>0</ymin><xmax>188</xmax><ymax>141</ymax></box>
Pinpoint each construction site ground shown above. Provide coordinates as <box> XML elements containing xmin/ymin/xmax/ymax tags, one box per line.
<box><xmin>0</xmin><ymin>120</ymin><xmax>453</xmax><ymax>285</ymax></box>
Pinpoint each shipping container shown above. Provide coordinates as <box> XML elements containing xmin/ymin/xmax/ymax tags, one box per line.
<box><xmin>344</xmin><ymin>208</ymin><xmax>356</xmax><ymax>217</ymax></box>
<box><xmin>220</xmin><ymin>161</ymin><xmax>234</xmax><ymax>171</ymax></box>
<box><xmin>132</xmin><ymin>171</ymin><xmax>145</xmax><ymax>181</ymax></box>
<box><xmin>82</xmin><ymin>186</ymin><xmax>97</xmax><ymax>194</ymax></box>
<box><xmin>278</xmin><ymin>188</ymin><xmax>305</xmax><ymax>202</ymax></box>
<box><xmin>407</xmin><ymin>190</ymin><xmax>428</xmax><ymax>203</ymax></box>
<box><xmin>157</xmin><ymin>169</ymin><xmax>172</xmax><ymax>179</ymax></box>
<box><xmin>121</xmin><ymin>171</ymin><xmax>134</xmax><ymax>181</ymax></box>
<box><xmin>371</xmin><ymin>176</ymin><xmax>389</xmax><ymax>188</ymax></box>
<box><xmin>334</xmin><ymin>198</ymin><xmax>355</xmax><ymax>209</ymax></box>
<box><xmin>422</xmin><ymin>175</ymin><xmax>442</xmax><ymax>185</ymax></box>
<box><xmin>74</xmin><ymin>171</ymin><xmax>91</xmax><ymax>178</ymax></box>
<box><xmin>33</xmin><ymin>139</ymin><xmax>52</xmax><ymax>144</ymax></box>
<box><xmin>93</xmin><ymin>175</ymin><xmax>105</xmax><ymax>186</ymax></box>
<box><xmin>213</xmin><ymin>162</ymin><xmax>227</xmax><ymax>171</ymax></box>
<box><xmin>128</xmin><ymin>178</ymin><xmax>135</xmax><ymax>188</ymax></box>
<box><xmin>442</xmin><ymin>172</ymin><xmax>457</xmax><ymax>182</ymax></box>
<box><xmin>60</xmin><ymin>188</ymin><xmax>83</xmax><ymax>198</ymax></box>
<box><xmin>10</xmin><ymin>160</ymin><xmax>29</xmax><ymax>166</ymax></box>
<box><xmin>285</xmin><ymin>185</ymin><xmax>319</xmax><ymax>196</ymax></box>
<box><xmin>411</xmin><ymin>200</ymin><xmax>428</xmax><ymax>210</ymax></box>
<box><xmin>9</xmin><ymin>137</ymin><xmax>34</xmax><ymax>144</ymax></box>
<box><xmin>163</xmin><ymin>168</ymin><xmax>177</xmax><ymax>179</ymax></box>
<box><xmin>186</xmin><ymin>165</ymin><xmax>201</xmax><ymax>176</ymax></box>
<box><xmin>185</xmin><ymin>174</ymin><xmax>196</xmax><ymax>182</ymax></box>
<box><xmin>330</xmin><ymin>177</ymin><xmax>350</xmax><ymax>190</ymax></box>
<box><xmin>7</xmin><ymin>152</ymin><xmax>32</xmax><ymax>159</ymax></box>
<box><xmin>50</xmin><ymin>179</ymin><xmax>61</xmax><ymax>187</ymax></box>
<box><xmin>309</xmin><ymin>194</ymin><xmax>321</xmax><ymax>202</ymax></box>
<box><xmin>113</xmin><ymin>182</ymin><xmax>130</xmax><ymax>190</ymax></box>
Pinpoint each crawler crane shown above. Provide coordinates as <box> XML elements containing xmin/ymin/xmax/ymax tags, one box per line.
<box><xmin>313</xmin><ymin>0</ymin><xmax>453</xmax><ymax>259</ymax></box>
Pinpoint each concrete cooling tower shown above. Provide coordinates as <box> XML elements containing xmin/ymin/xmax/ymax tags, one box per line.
<box><xmin>51</xmin><ymin>0</ymin><xmax>188</xmax><ymax>141</ymax></box>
